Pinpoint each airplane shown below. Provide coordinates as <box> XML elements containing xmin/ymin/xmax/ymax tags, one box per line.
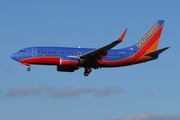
<box><xmin>11</xmin><ymin>20</ymin><xmax>169</xmax><ymax>76</ymax></box>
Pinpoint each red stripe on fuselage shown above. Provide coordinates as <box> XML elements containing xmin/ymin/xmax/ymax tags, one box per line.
<box><xmin>20</xmin><ymin>56</ymin><xmax>60</xmax><ymax>65</ymax></box>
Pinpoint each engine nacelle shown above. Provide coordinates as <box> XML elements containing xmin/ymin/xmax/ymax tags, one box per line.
<box><xmin>59</xmin><ymin>57</ymin><xmax>79</xmax><ymax>66</ymax></box>
<box><xmin>57</xmin><ymin>57</ymin><xmax>79</xmax><ymax>72</ymax></box>
<box><xmin>57</xmin><ymin>66</ymin><xmax>78</xmax><ymax>72</ymax></box>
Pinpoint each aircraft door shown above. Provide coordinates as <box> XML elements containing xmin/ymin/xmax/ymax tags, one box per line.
<box><xmin>77</xmin><ymin>52</ymin><xmax>82</xmax><ymax>56</ymax></box>
<box><xmin>130</xmin><ymin>52</ymin><xmax>134</xmax><ymax>61</ymax></box>
<box><xmin>32</xmin><ymin>48</ymin><xmax>37</xmax><ymax>57</ymax></box>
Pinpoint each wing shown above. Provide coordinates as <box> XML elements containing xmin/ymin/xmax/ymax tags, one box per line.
<box><xmin>79</xmin><ymin>29</ymin><xmax>127</xmax><ymax>60</ymax></box>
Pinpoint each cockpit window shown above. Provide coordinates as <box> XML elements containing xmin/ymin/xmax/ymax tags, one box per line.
<box><xmin>19</xmin><ymin>50</ymin><xmax>25</xmax><ymax>52</ymax></box>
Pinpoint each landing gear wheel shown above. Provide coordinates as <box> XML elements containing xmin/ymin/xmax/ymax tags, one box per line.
<box><xmin>83</xmin><ymin>67</ymin><xmax>92</xmax><ymax>76</ymax></box>
<box><xmin>27</xmin><ymin>67</ymin><xmax>31</xmax><ymax>71</ymax></box>
<box><xmin>84</xmin><ymin>72</ymin><xmax>89</xmax><ymax>76</ymax></box>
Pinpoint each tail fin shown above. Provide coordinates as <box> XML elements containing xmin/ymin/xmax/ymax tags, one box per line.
<box><xmin>127</xmin><ymin>20</ymin><xmax>165</xmax><ymax>53</ymax></box>
<box><xmin>136</xmin><ymin>20</ymin><xmax>164</xmax><ymax>52</ymax></box>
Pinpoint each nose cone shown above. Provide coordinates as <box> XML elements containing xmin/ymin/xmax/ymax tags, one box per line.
<box><xmin>10</xmin><ymin>53</ymin><xmax>18</xmax><ymax>61</ymax></box>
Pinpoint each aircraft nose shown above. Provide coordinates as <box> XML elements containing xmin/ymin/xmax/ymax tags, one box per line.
<box><xmin>10</xmin><ymin>53</ymin><xmax>18</xmax><ymax>61</ymax></box>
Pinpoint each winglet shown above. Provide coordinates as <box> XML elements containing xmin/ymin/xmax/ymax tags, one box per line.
<box><xmin>118</xmin><ymin>29</ymin><xmax>127</xmax><ymax>42</ymax></box>
<box><xmin>80</xmin><ymin>29</ymin><xmax>127</xmax><ymax>59</ymax></box>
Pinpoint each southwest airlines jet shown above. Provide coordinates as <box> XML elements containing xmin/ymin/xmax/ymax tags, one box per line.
<box><xmin>11</xmin><ymin>20</ymin><xmax>169</xmax><ymax>76</ymax></box>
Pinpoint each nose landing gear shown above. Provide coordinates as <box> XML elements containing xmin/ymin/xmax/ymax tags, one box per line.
<box><xmin>27</xmin><ymin>66</ymin><xmax>31</xmax><ymax>71</ymax></box>
<box><xmin>84</xmin><ymin>67</ymin><xmax>92</xmax><ymax>76</ymax></box>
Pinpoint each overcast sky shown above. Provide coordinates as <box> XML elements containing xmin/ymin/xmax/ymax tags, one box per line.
<box><xmin>0</xmin><ymin>1</ymin><xmax>180</xmax><ymax>120</ymax></box>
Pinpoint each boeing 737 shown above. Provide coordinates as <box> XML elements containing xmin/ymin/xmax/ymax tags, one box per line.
<box><xmin>11</xmin><ymin>20</ymin><xmax>169</xmax><ymax>76</ymax></box>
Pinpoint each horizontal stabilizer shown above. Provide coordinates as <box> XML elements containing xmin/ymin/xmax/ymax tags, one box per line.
<box><xmin>145</xmin><ymin>47</ymin><xmax>170</xmax><ymax>57</ymax></box>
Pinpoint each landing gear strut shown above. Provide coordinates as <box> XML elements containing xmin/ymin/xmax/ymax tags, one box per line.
<box><xmin>27</xmin><ymin>66</ymin><xmax>31</xmax><ymax>71</ymax></box>
<box><xmin>84</xmin><ymin>67</ymin><xmax>92</xmax><ymax>76</ymax></box>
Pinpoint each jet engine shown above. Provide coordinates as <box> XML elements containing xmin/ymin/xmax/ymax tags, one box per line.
<box><xmin>59</xmin><ymin>57</ymin><xmax>79</xmax><ymax>66</ymax></box>
<box><xmin>57</xmin><ymin>57</ymin><xmax>79</xmax><ymax>72</ymax></box>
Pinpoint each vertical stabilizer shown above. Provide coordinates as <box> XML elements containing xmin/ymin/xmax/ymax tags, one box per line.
<box><xmin>135</xmin><ymin>20</ymin><xmax>165</xmax><ymax>53</ymax></box>
<box><xmin>125</xmin><ymin>20</ymin><xmax>165</xmax><ymax>53</ymax></box>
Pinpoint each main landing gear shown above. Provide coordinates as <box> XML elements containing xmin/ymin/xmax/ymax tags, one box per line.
<box><xmin>84</xmin><ymin>67</ymin><xmax>92</xmax><ymax>76</ymax></box>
